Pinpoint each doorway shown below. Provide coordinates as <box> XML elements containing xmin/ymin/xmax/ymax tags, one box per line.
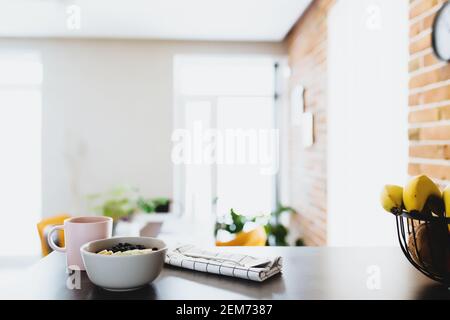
<box><xmin>173</xmin><ymin>56</ymin><xmax>280</xmax><ymax>235</ymax></box>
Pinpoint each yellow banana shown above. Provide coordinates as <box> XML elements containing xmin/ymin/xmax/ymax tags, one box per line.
<box><xmin>403</xmin><ymin>175</ymin><xmax>443</xmax><ymax>215</ymax></box>
<box><xmin>216</xmin><ymin>226</ymin><xmax>267</xmax><ymax>246</ymax></box>
<box><xmin>441</xmin><ymin>185</ymin><xmax>450</xmax><ymax>232</ymax></box>
<box><xmin>380</xmin><ymin>185</ymin><xmax>403</xmax><ymax>214</ymax></box>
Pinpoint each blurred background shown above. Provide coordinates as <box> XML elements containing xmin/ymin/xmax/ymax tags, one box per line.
<box><xmin>0</xmin><ymin>0</ymin><xmax>447</xmax><ymax>262</ymax></box>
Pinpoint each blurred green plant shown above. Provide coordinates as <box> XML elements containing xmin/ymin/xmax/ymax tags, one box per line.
<box><xmin>215</xmin><ymin>205</ymin><xmax>304</xmax><ymax>246</ymax></box>
<box><xmin>136</xmin><ymin>197</ymin><xmax>156</xmax><ymax>213</ymax></box>
<box><xmin>214</xmin><ymin>208</ymin><xmax>256</xmax><ymax>236</ymax></box>
<box><xmin>87</xmin><ymin>185</ymin><xmax>139</xmax><ymax>220</ymax></box>
<box><xmin>265</xmin><ymin>205</ymin><xmax>294</xmax><ymax>246</ymax></box>
<box><xmin>87</xmin><ymin>186</ymin><xmax>170</xmax><ymax>220</ymax></box>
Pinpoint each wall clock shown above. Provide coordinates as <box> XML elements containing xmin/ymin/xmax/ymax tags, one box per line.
<box><xmin>432</xmin><ymin>1</ymin><xmax>450</xmax><ymax>62</ymax></box>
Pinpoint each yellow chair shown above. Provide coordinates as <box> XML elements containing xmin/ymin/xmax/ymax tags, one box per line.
<box><xmin>216</xmin><ymin>226</ymin><xmax>267</xmax><ymax>246</ymax></box>
<box><xmin>37</xmin><ymin>214</ymin><xmax>71</xmax><ymax>256</ymax></box>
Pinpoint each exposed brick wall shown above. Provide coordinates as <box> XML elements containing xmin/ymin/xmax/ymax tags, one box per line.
<box><xmin>286</xmin><ymin>0</ymin><xmax>449</xmax><ymax>246</ymax></box>
<box><xmin>408</xmin><ymin>0</ymin><xmax>450</xmax><ymax>185</ymax></box>
<box><xmin>285</xmin><ymin>0</ymin><xmax>335</xmax><ymax>246</ymax></box>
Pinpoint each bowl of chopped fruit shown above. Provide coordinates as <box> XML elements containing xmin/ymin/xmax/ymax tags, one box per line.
<box><xmin>80</xmin><ymin>236</ymin><xmax>167</xmax><ymax>291</ymax></box>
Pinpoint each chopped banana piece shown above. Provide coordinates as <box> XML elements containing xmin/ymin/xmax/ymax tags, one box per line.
<box><xmin>97</xmin><ymin>249</ymin><xmax>113</xmax><ymax>255</ymax></box>
<box><xmin>96</xmin><ymin>248</ymin><xmax>155</xmax><ymax>256</ymax></box>
<box><xmin>112</xmin><ymin>249</ymin><xmax>154</xmax><ymax>256</ymax></box>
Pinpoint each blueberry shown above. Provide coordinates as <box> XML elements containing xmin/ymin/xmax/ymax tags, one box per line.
<box><xmin>106</xmin><ymin>243</ymin><xmax>147</xmax><ymax>253</ymax></box>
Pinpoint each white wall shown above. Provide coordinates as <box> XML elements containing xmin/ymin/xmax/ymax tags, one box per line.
<box><xmin>327</xmin><ymin>0</ymin><xmax>409</xmax><ymax>246</ymax></box>
<box><xmin>0</xmin><ymin>39</ymin><xmax>285</xmax><ymax>217</ymax></box>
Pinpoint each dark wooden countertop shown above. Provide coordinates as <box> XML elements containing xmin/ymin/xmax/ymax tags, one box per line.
<box><xmin>2</xmin><ymin>247</ymin><xmax>449</xmax><ymax>299</ymax></box>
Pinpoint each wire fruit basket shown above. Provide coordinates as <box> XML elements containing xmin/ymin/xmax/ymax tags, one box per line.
<box><xmin>395</xmin><ymin>210</ymin><xmax>450</xmax><ymax>286</ymax></box>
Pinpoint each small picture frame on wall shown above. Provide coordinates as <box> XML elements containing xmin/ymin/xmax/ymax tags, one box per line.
<box><xmin>291</xmin><ymin>84</ymin><xmax>314</xmax><ymax>148</ymax></box>
<box><xmin>290</xmin><ymin>85</ymin><xmax>305</xmax><ymax>126</ymax></box>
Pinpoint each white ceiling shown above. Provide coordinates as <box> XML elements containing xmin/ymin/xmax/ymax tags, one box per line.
<box><xmin>0</xmin><ymin>0</ymin><xmax>311</xmax><ymax>41</ymax></box>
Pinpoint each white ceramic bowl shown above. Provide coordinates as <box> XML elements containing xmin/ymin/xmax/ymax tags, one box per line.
<box><xmin>80</xmin><ymin>236</ymin><xmax>167</xmax><ymax>291</ymax></box>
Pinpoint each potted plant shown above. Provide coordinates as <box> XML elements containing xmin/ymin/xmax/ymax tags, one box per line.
<box><xmin>215</xmin><ymin>205</ymin><xmax>304</xmax><ymax>246</ymax></box>
<box><xmin>153</xmin><ymin>197</ymin><xmax>171</xmax><ymax>213</ymax></box>
<box><xmin>87</xmin><ymin>186</ymin><xmax>174</xmax><ymax>232</ymax></box>
<box><xmin>86</xmin><ymin>185</ymin><xmax>140</xmax><ymax>234</ymax></box>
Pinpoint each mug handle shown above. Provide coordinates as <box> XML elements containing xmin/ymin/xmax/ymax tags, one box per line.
<box><xmin>47</xmin><ymin>225</ymin><xmax>66</xmax><ymax>252</ymax></box>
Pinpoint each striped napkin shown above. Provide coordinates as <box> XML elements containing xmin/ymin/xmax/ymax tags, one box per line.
<box><xmin>165</xmin><ymin>244</ymin><xmax>282</xmax><ymax>282</ymax></box>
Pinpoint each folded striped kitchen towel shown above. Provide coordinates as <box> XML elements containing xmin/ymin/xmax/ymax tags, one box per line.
<box><xmin>165</xmin><ymin>244</ymin><xmax>283</xmax><ymax>282</ymax></box>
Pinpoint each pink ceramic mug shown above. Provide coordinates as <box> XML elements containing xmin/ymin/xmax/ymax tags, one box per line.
<box><xmin>47</xmin><ymin>216</ymin><xmax>113</xmax><ymax>270</ymax></box>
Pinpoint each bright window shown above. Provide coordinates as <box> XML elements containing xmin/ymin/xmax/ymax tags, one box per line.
<box><xmin>0</xmin><ymin>54</ymin><xmax>42</xmax><ymax>256</ymax></box>
<box><xmin>216</xmin><ymin>96</ymin><xmax>274</xmax><ymax>216</ymax></box>
<box><xmin>174</xmin><ymin>56</ymin><xmax>277</xmax><ymax>224</ymax></box>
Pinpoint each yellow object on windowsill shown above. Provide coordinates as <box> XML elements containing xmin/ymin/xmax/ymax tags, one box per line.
<box><xmin>216</xmin><ymin>226</ymin><xmax>267</xmax><ymax>246</ymax></box>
